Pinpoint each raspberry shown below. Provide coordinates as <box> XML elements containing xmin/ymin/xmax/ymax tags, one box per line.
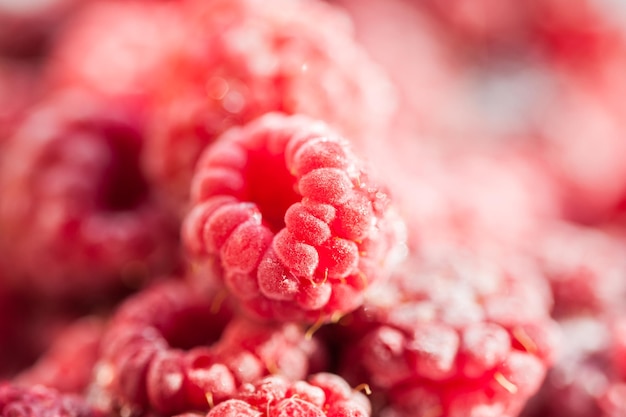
<box><xmin>15</xmin><ymin>316</ymin><xmax>104</xmax><ymax>394</ymax></box>
<box><xmin>183</xmin><ymin>113</ymin><xmax>405</xmax><ymax>322</ymax></box>
<box><xmin>0</xmin><ymin>383</ymin><xmax>102</xmax><ymax>417</ymax></box>
<box><xmin>144</xmin><ymin>0</ymin><xmax>396</xmax><ymax>216</ymax></box>
<box><xmin>531</xmin><ymin>222</ymin><xmax>626</xmax><ymax>317</ymax></box>
<box><xmin>206</xmin><ymin>373</ymin><xmax>370</xmax><ymax>417</ymax></box>
<box><xmin>0</xmin><ymin>90</ymin><xmax>179</xmax><ymax>300</ymax></box>
<box><xmin>0</xmin><ymin>59</ymin><xmax>39</xmax><ymax>147</ymax></box>
<box><xmin>45</xmin><ymin>1</ymin><xmax>186</xmax><ymax>101</ymax></box>
<box><xmin>90</xmin><ymin>280</ymin><xmax>324</xmax><ymax>416</ymax></box>
<box><xmin>0</xmin><ymin>0</ymin><xmax>80</xmax><ymax>58</ymax></box>
<box><xmin>335</xmin><ymin>248</ymin><xmax>558</xmax><ymax>417</ymax></box>
<box><xmin>524</xmin><ymin>315</ymin><xmax>624</xmax><ymax>417</ymax></box>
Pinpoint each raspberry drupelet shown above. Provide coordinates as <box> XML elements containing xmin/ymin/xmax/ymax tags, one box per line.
<box><xmin>335</xmin><ymin>247</ymin><xmax>559</xmax><ymax>417</ymax></box>
<box><xmin>204</xmin><ymin>373</ymin><xmax>371</xmax><ymax>417</ymax></box>
<box><xmin>0</xmin><ymin>90</ymin><xmax>179</xmax><ymax>301</ymax></box>
<box><xmin>183</xmin><ymin>112</ymin><xmax>405</xmax><ymax>323</ymax></box>
<box><xmin>89</xmin><ymin>280</ymin><xmax>325</xmax><ymax>416</ymax></box>
<box><xmin>144</xmin><ymin>0</ymin><xmax>397</xmax><ymax>217</ymax></box>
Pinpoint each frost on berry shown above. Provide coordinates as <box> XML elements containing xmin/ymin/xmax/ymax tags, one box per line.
<box><xmin>89</xmin><ymin>280</ymin><xmax>324</xmax><ymax>416</ymax></box>
<box><xmin>206</xmin><ymin>374</ymin><xmax>371</xmax><ymax>417</ymax></box>
<box><xmin>0</xmin><ymin>90</ymin><xmax>179</xmax><ymax>300</ymax></box>
<box><xmin>183</xmin><ymin>113</ymin><xmax>405</xmax><ymax>323</ymax></box>
<box><xmin>144</xmin><ymin>0</ymin><xmax>396</xmax><ymax>216</ymax></box>
<box><xmin>336</xmin><ymin>248</ymin><xmax>558</xmax><ymax>417</ymax></box>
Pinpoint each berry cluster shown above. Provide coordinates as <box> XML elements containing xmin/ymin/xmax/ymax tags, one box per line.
<box><xmin>1</xmin><ymin>0</ymin><xmax>625</xmax><ymax>416</ymax></box>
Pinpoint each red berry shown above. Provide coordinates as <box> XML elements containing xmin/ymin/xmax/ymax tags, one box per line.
<box><xmin>144</xmin><ymin>0</ymin><xmax>396</xmax><ymax>216</ymax></box>
<box><xmin>0</xmin><ymin>383</ymin><xmax>102</xmax><ymax>417</ymax></box>
<box><xmin>15</xmin><ymin>316</ymin><xmax>104</xmax><ymax>394</ymax></box>
<box><xmin>0</xmin><ymin>90</ymin><xmax>179</xmax><ymax>300</ymax></box>
<box><xmin>46</xmin><ymin>1</ymin><xmax>186</xmax><ymax>101</ymax></box>
<box><xmin>206</xmin><ymin>374</ymin><xmax>370</xmax><ymax>417</ymax></box>
<box><xmin>183</xmin><ymin>113</ymin><xmax>404</xmax><ymax>322</ymax></box>
<box><xmin>90</xmin><ymin>280</ymin><xmax>324</xmax><ymax>415</ymax></box>
<box><xmin>337</xmin><ymin>248</ymin><xmax>558</xmax><ymax>417</ymax></box>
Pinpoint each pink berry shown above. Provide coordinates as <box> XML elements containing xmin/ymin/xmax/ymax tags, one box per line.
<box><xmin>183</xmin><ymin>113</ymin><xmax>404</xmax><ymax>322</ymax></box>
<box><xmin>335</xmin><ymin>247</ymin><xmax>558</xmax><ymax>417</ymax></box>
<box><xmin>90</xmin><ymin>280</ymin><xmax>323</xmax><ymax>415</ymax></box>
<box><xmin>0</xmin><ymin>90</ymin><xmax>179</xmax><ymax>300</ymax></box>
<box><xmin>0</xmin><ymin>383</ymin><xmax>102</xmax><ymax>417</ymax></box>
<box><xmin>143</xmin><ymin>0</ymin><xmax>396</xmax><ymax>216</ymax></box>
<box><xmin>206</xmin><ymin>374</ymin><xmax>370</xmax><ymax>417</ymax></box>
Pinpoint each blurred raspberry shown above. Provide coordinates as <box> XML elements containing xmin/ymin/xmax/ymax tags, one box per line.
<box><xmin>89</xmin><ymin>280</ymin><xmax>324</xmax><ymax>416</ymax></box>
<box><xmin>144</xmin><ymin>0</ymin><xmax>396</xmax><ymax>216</ymax></box>
<box><xmin>523</xmin><ymin>315</ymin><xmax>626</xmax><ymax>417</ymax></box>
<box><xmin>0</xmin><ymin>0</ymin><xmax>83</xmax><ymax>58</ymax></box>
<box><xmin>0</xmin><ymin>383</ymin><xmax>103</xmax><ymax>417</ymax></box>
<box><xmin>530</xmin><ymin>222</ymin><xmax>626</xmax><ymax>317</ymax></box>
<box><xmin>372</xmin><ymin>145</ymin><xmax>558</xmax><ymax>253</ymax></box>
<box><xmin>334</xmin><ymin>247</ymin><xmax>558</xmax><ymax>417</ymax></box>
<box><xmin>45</xmin><ymin>0</ymin><xmax>186</xmax><ymax>102</ymax></box>
<box><xmin>0</xmin><ymin>90</ymin><xmax>179</xmax><ymax>301</ymax></box>
<box><xmin>530</xmin><ymin>79</ymin><xmax>626</xmax><ymax>224</ymax></box>
<box><xmin>183</xmin><ymin>113</ymin><xmax>405</xmax><ymax>323</ymax></box>
<box><xmin>15</xmin><ymin>316</ymin><xmax>105</xmax><ymax>394</ymax></box>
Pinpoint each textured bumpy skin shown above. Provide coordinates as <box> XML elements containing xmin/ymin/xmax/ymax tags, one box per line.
<box><xmin>144</xmin><ymin>0</ymin><xmax>396</xmax><ymax>216</ymax></box>
<box><xmin>205</xmin><ymin>373</ymin><xmax>371</xmax><ymax>417</ymax></box>
<box><xmin>335</xmin><ymin>248</ymin><xmax>559</xmax><ymax>417</ymax></box>
<box><xmin>183</xmin><ymin>113</ymin><xmax>404</xmax><ymax>323</ymax></box>
<box><xmin>0</xmin><ymin>90</ymin><xmax>179</xmax><ymax>300</ymax></box>
<box><xmin>0</xmin><ymin>383</ymin><xmax>103</xmax><ymax>417</ymax></box>
<box><xmin>89</xmin><ymin>280</ymin><xmax>324</xmax><ymax>416</ymax></box>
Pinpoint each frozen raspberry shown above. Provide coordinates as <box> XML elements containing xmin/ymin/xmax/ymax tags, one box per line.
<box><xmin>0</xmin><ymin>383</ymin><xmax>102</xmax><ymax>417</ymax></box>
<box><xmin>15</xmin><ymin>316</ymin><xmax>104</xmax><ymax>394</ymax></box>
<box><xmin>530</xmin><ymin>222</ymin><xmax>626</xmax><ymax>317</ymax></box>
<box><xmin>523</xmin><ymin>315</ymin><xmax>625</xmax><ymax>417</ymax></box>
<box><xmin>206</xmin><ymin>373</ymin><xmax>371</xmax><ymax>417</ymax></box>
<box><xmin>45</xmin><ymin>0</ymin><xmax>186</xmax><ymax>101</ymax></box>
<box><xmin>183</xmin><ymin>113</ymin><xmax>405</xmax><ymax>323</ymax></box>
<box><xmin>0</xmin><ymin>0</ymin><xmax>82</xmax><ymax>58</ymax></box>
<box><xmin>0</xmin><ymin>90</ymin><xmax>179</xmax><ymax>300</ymax></box>
<box><xmin>144</xmin><ymin>0</ymin><xmax>396</xmax><ymax>216</ymax></box>
<box><xmin>90</xmin><ymin>280</ymin><xmax>324</xmax><ymax>416</ymax></box>
<box><xmin>334</xmin><ymin>247</ymin><xmax>558</xmax><ymax>417</ymax></box>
